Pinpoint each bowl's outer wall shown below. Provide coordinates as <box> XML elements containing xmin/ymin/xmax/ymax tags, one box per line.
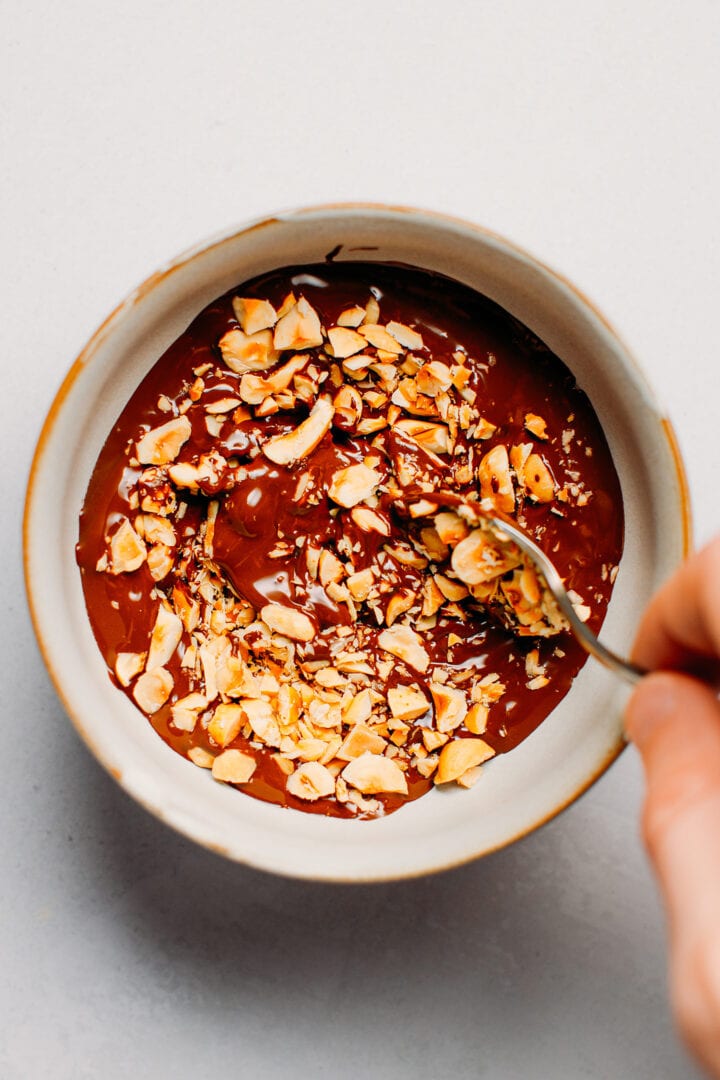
<box><xmin>24</xmin><ymin>206</ymin><xmax>690</xmax><ymax>881</ymax></box>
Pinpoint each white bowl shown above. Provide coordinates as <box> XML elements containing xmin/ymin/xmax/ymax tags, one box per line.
<box><xmin>24</xmin><ymin>205</ymin><xmax>690</xmax><ymax>881</ymax></box>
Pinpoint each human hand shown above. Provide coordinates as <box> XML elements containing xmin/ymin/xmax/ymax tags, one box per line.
<box><xmin>625</xmin><ymin>537</ymin><xmax>720</xmax><ymax>1076</ymax></box>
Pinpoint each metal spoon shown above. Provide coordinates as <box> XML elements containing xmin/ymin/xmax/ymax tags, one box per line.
<box><xmin>486</xmin><ymin>514</ymin><xmax>646</xmax><ymax>686</ymax></box>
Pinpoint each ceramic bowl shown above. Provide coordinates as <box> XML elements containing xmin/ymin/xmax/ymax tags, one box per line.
<box><xmin>24</xmin><ymin>205</ymin><xmax>690</xmax><ymax>881</ymax></box>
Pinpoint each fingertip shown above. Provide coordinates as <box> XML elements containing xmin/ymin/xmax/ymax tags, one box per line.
<box><xmin>626</xmin><ymin>671</ymin><xmax>720</xmax><ymax>859</ymax></box>
<box><xmin>625</xmin><ymin>671</ymin><xmax>692</xmax><ymax>751</ymax></box>
<box><xmin>630</xmin><ymin>535</ymin><xmax>720</xmax><ymax>673</ymax></box>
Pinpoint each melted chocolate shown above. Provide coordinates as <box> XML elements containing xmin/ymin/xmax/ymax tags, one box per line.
<box><xmin>77</xmin><ymin>263</ymin><xmax>624</xmax><ymax>818</ymax></box>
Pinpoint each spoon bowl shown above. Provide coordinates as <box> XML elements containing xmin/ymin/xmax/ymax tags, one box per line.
<box><xmin>396</xmin><ymin>488</ymin><xmax>647</xmax><ymax>687</ymax></box>
<box><xmin>483</xmin><ymin>514</ymin><xmax>646</xmax><ymax>686</ymax></box>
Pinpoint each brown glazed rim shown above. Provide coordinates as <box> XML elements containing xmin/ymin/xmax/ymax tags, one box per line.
<box><xmin>23</xmin><ymin>203</ymin><xmax>692</xmax><ymax>882</ymax></box>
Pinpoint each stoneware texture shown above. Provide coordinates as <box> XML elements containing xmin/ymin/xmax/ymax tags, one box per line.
<box><xmin>24</xmin><ymin>205</ymin><xmax>689</xmax><ymax>882</ymax></box>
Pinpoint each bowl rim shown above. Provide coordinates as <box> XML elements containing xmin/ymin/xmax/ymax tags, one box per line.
<box><xmin>23</xmin><ymin>202</ymin><xmax>693</xmax><ymax>881</ymax></box>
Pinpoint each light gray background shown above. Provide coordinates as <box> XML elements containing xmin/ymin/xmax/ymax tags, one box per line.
<box><xmin>3</xmin><ymin>2</ymin><xmax>719</xmax><ymax>1077</ymax></box>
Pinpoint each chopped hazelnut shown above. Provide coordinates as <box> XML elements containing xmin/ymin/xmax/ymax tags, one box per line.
<box><xmin>342</xmin><ymin>752</ymin><xmax>408</xmax><ymax>795</ymax></box>
<box><xmin>219</xmin><ymin>327</ymin><xmax>278</xmax><ymax>373</ymax></box>
<box><xmin>386</xmin><ymin>320</ymin><xmax>424</xmax><ymax>351</ymax></box>
<box><xmin>337</xmin><ymin>305</ymin><xmax>366</xmax><ymax>328</ymax></box>
<box><xmin>188</xmin><ymin>747</ymin><xmax>215</xmax><ymax>769</ymax></box>
<box><xmin>478</xmin><ymin>445</ymin><xmax>515</xmax><ymax>514</ymax></box>
<box><xmin>387</xmin><ymin>685</ymin><xmax>429</xmax><ymax>721</ymax></box>
<box><xmin>328</xmin><ymin>326</ymin><xmax>367</xmax><ymax>358</ymax></box>
<box><xmin>377</xmin><ymin>624</ymin><xmax>430</xmax><ymax>673</ymax></box>
<box><xmin>433</xmin><ymin>573</ymin><xmax>468</xmax><ymax>602</ymax></box>
<box><xmin>385</xmin><ymin>590</ymin><xmax>417</xmax><ymax>626</ymax></box>
<box><xmin>341</xmin><ymin>689</ymin><xmax>374</xmax><ymax>727</ymax></box>
<box><xmin>350</xmin><ymin>507</ymin><xmax>391</xmax><ymax>535</ymax></box>
<box><xmin>108</xmin><ymin>518</ymin><xmax>147</xmax><ymax>575</ymax></box>
<box><xmin>286</xmin><ymin>761</ymin><xmax>336</xmax><ymax>801</ymax></box>
<box><xmin>359</xmin><ymin>323</ymin><xmax>403</xmax><ymax>353</ymax></box>
<box><xmin>524</xmin><ymin>413</ymin><xmax>548</xmax><ymax>440</ymax></box>
<box><xmin>242</xmin><ymin>699</ymin><xmax>282</xmax><ymax>748</ymax></box>
<box><xmin>212</xmin><ymin>748</ymin><xmax>257</xmax><ymax>784</ymax></box>
<box><xmin>328</xmin><ymin>463</ymin><xmax>381</xmax><ymax>508</ymax></box>
<box><xmin>232</xmin><ymin>296</ymin><xmax>278</xmax><ymax>335</ymax></box>
<box><xmin>332</xmin><ymin>384</ymin><xmax>363</xmax><ymax>427</ymax></box>
<box><xmin>208</xmin><ymin>703</ymin><xmax>245</xmax><ymax>747</ymax></box>
<box><xmin>318</xmin><ymin>549</ymin><xmax>345</xmax><ymax>587</ymax></box>
<box><xmin>346</xmin><ymin>568</ymin><xmax>375</xmax><ymax>601</ymax></box>
<box><xmin>430</xmin><ymin>682</ymin><xmax>468</xmax><ymax>732</ymax></box>
<box><xmin>132</xmin><ymin>667</ymin><xmax>173</xmax><ymax>715</ymax></box>
<box><xmin>465</xmin><ymin>703</ymin><xmax>489</xmax><ymax>735</ymax></box>
<box><xmin>262</xmin><ymin>396</ymin><xmax>334</xmax><ymax>465</ymax></box>
<box><xmin>422</xmin><ymin>729</ymin><xmax>449</xmax><ymax>752</ymax></box>
<box><xmin>433</xmin><ymin>511</ymin><xmax>468</xmax><ymax>546</ymax></box>
<box><xmin>135</xmin><ymin>415</ymin><xmax>192</xmax><ymax>466</ymax></box>
<box><xmin>523</xmin><ymin>454</ymin><xmax>555</xmax><ymax>503</ymax></box>
<box><xmin>451</xmin><ymin>528</ymin><xmax>521</xmax><ymax>586</ymax></box>
<box><xmin>395</xmin><ymin>419</ymin><xmax>449</xmax><ymax>454</ymax></box>
<box><xmin>337</xmin><ymin>723</ymin><xmax>387</xmax><ymax>761</ymax></box>
<box><xmin>135</xmin><ymin>513</ymin><xmax>176</xmax><ymax>546</ymax></box>
<box><xmin>273</xmin><ymin>297</ymin><xmax>324</xmax><ymax>351</ymax></box>
<box><xmin>171</xmin><ymin>692</ymin><xmax>208</xmax><ymax>733</ymax></box>
<box><xmin>147</xmin><ymin>604</ymin><xmax>183</xmax><ymax>670</ymax></box>
<box><xmin>260</xmin><ymin>604</ymin><xmax>315</xmax><ymax>642</ymax></box>
<box><xmin>434</xmin><ymin>737</ymin><xmax>495</xmax><ymax>784</ymax></box>
<box><xmin>457</xmin><ymin>765</ymin><xmax>483</xmax><ymax>789</ymax></box>
<box><xmin>115</xmin><ymin>651</ymin><xmax>146</xmax><ymax>687</ymax></box>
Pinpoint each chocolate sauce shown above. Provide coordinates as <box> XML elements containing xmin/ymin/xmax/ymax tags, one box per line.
<box><xmin>77</xmin><ymin>263</ymin><xmax>624</xmax><ymax>818</ymax></box>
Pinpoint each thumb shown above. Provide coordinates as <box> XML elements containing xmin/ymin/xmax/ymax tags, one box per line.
<box><xmin>626</xmin><ymin>672</ymin><xmax>720</xmax><ymax>1074</ymax></box>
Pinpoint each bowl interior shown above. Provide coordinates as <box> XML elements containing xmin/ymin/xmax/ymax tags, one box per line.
<box><xmin>25</xmin><ymin>206</ymin><xmax>688</xmax><ymax>880</ymax></box>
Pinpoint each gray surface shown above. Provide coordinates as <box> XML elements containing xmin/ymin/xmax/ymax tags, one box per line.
<box><xmin>3</xmin><ymin>1</ymin><xmax>719</xmax><ymax>1076</ymax></box>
